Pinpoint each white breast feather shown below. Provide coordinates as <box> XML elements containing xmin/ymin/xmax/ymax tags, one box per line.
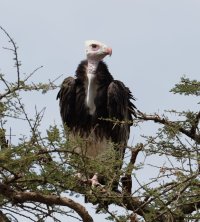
<box><xmin>86</xmin><ymin>73</ymin><xmax>97</xmax><ymax>115</ymax></box>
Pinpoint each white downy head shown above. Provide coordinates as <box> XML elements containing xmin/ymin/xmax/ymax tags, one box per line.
<box><xmin>85</xmin><ymin>40</ymin><xmax>112</xmax><ymax>62</ymax></box>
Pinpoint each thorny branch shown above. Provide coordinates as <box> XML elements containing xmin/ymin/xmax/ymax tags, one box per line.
<box><xmin>0</xmin><ymin>26</ymin><xmax>20</xmax><ymax>87</ymax></box>
<box><xmin>137</xmin><ymin>110</ymin><xmax>200</xmax><ymax>144</ymax></box>
<box><xmin>0</xmin><ymin>26</ymin><xmax>58</xmax><ymax>101</ymax></box>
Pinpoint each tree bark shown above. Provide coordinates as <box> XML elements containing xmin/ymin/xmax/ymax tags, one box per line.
<box><xmin>0</xmin><ymin>183</ymin><xmax>93</xmax><ymax>222</ymax></box>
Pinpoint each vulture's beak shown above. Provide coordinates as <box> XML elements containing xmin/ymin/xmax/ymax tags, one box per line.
<box><xmin>105</xmin><ymin>47</ymin><xmax>112</xmax><ymax>56</ymax></box>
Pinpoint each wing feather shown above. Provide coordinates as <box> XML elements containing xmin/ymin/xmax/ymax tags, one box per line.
<box><xmin>57</xmin><ymin>77</ymin><xmax>76</xmax><ymax>128</ymax></box>
<box><xmin>107</xmin><ymin>80</ymin><xmax>136</xmax><ymax>145</ymax></box>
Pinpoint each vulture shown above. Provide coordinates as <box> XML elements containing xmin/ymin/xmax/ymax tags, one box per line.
<box><xmin>57</xmin><ymin>40</ymin><xmax>136</xmax><ymax>187</ymax></box>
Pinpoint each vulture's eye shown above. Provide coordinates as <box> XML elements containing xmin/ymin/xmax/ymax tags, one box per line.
<box><xmin>91</xmin><ymin>44</ymin><xmax>99</xmax><ymax>50</ymax></box>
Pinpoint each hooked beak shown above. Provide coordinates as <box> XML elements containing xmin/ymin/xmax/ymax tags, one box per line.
<box><xmin>105</xmin><ymin>47</ymin><xmax>112</xmax><ymax>56</ymax></box>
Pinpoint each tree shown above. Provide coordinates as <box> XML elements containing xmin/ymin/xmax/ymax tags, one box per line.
<box><xmin>0</xmin><ymin>27</ymin><xmax>199</xmax><ymax>222</ymax></box>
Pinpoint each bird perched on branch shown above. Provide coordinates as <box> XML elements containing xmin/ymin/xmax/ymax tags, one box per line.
<box><xmin>57</xmin><ymin>40</ymin><xmax>136</xmax><ymax>187</ymax></box>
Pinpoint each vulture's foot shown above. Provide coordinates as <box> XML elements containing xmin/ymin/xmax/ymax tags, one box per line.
<box><xmin>75</xmin><ymin>173</ymin><xmax>105</xmax><ymax>189</ymax></box>
<box><xmin>89</xmin><ymin>173</ymin><xmax>105</xmax><ymax>188</ymax></box>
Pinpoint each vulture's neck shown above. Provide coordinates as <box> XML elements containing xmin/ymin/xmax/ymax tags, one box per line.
<box><xmin>85</xmin><ymin>59</ymin><xmax>99</xmax><ymax>115</ymax></box>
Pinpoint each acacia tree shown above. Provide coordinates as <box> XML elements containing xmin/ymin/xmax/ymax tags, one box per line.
<box><xmin>0</xmin><ymin>27</ymin><xmax>199</xmax><ymax>222</ymax></box>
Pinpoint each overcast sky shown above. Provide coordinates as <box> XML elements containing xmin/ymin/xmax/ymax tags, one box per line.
<box><xmin>1</xmin><ymin>0</ymin><xmax>200</xmax><ymax>221</ymax></box>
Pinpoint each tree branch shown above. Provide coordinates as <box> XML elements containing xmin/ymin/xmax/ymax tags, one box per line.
<box><xmin>0</xmin><ymin>211</ymin><xmax>11</xmax><ymax>222</ymax></box>
<box><xmin>0</xmin><ymin>182</ymin><xmax>93</xmax><ymax>222</ymax></box>
<box><xmin>122</xmin><ymin>143</ymin><xmax>143</xmax><ymax>194</ymax></box>
<box><xmin>0</xmin><ymin>26</ymin><xmax>20</xmax><ymax>87</ymax></box>
<box><xmin>137</xmin><ymin>110</ymin><xmax>200</xmax><ymax>144</ymax></box>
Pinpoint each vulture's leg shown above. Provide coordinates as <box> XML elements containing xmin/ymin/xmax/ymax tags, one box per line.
<box><xmin>76</xmin><ymin>173</ymin><xmax>105</xmax><ymax>188</ymax></box>
<box><xmin>89</xmin><ymin>173</ymin><xmax>105</xmax><ymax>188</ymax></box>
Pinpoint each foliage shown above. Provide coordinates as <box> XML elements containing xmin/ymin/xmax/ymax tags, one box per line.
<box><xmin>170</xmin><ymin>76</ymin><xmax>200</xmax><ymax>97</ymax></box>
<box><xmin>0</xmin><ymin>27</ymin><xmax>199</xmax><ymax>222</ymax></box>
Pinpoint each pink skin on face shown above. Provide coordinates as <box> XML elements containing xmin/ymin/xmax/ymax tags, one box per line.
<box><xmin>105</xmin><ymin>47</ymin><xmax>112</xmax><ymax>56</ymax></box>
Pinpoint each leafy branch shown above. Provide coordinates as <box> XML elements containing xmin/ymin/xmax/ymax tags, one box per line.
<box><xmin>0</xmin><ymin>26</ymin><xmax>200</xmax><ymax>222</ymax></box>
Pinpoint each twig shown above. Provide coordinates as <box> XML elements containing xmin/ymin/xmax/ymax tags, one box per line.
<box><xmin>0</xmin><ymin>26</ymin><xmax>21</xmax><ymax>87</ymax></box>
<box><xmin>23</xmin><ymin>66</ymin><xmax>44</xmax><ymax>82</ymax></box>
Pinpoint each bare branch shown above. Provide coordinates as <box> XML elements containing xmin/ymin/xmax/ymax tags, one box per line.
<box><xmin>0</xmin><ymin>26</ymin><xmax>21</xmax><ymax>87</ymax></box>
<box><xmin>23</xmin><ymin>66</ymin><xmax>43</xmax><ymax>82</ymax></box>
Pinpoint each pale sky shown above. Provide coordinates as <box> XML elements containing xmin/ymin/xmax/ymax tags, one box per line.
<box><xmin>0</xmin><ymin>0</ymin><xmax>200</xmax><ymax>221</ymax></box>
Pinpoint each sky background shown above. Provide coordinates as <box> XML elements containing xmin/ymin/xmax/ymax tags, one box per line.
<box><xmin>0</xmin><ymin>0</ymin><xmax>200</xmax><ymax>221</ymax></box>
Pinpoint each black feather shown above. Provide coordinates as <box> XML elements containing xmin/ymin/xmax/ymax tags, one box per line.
<box><xmin>57</xmin><ymin>60</ymin><xmax>136</xmax><ymax>154</ymax></box>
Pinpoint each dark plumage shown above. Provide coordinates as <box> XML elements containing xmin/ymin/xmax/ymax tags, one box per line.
<box><xmin>57</xmin><ymin>40</ymin><xmax>136</xmax><ymax>187</ymax></box>
<box><xmin>57</xmin><ymin>60</ymin><xmax>136</xmax><ymax>155</ymax></box>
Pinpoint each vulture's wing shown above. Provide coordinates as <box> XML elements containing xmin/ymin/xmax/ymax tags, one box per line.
<box><xmin>107</xmin><ymin>80</ymin><xmax>136</xmax><ymax>146</ymax></box>
<box><xmin>57</xmin><ymin>77</ymin><xmax>76</xmax><ymax>128</ymax></box>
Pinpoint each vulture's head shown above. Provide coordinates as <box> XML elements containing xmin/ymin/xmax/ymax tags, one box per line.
<box><xmin>85</xmin><ymin>40</ymin><xmax>112</xmax><ymax>61</ymax></box>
